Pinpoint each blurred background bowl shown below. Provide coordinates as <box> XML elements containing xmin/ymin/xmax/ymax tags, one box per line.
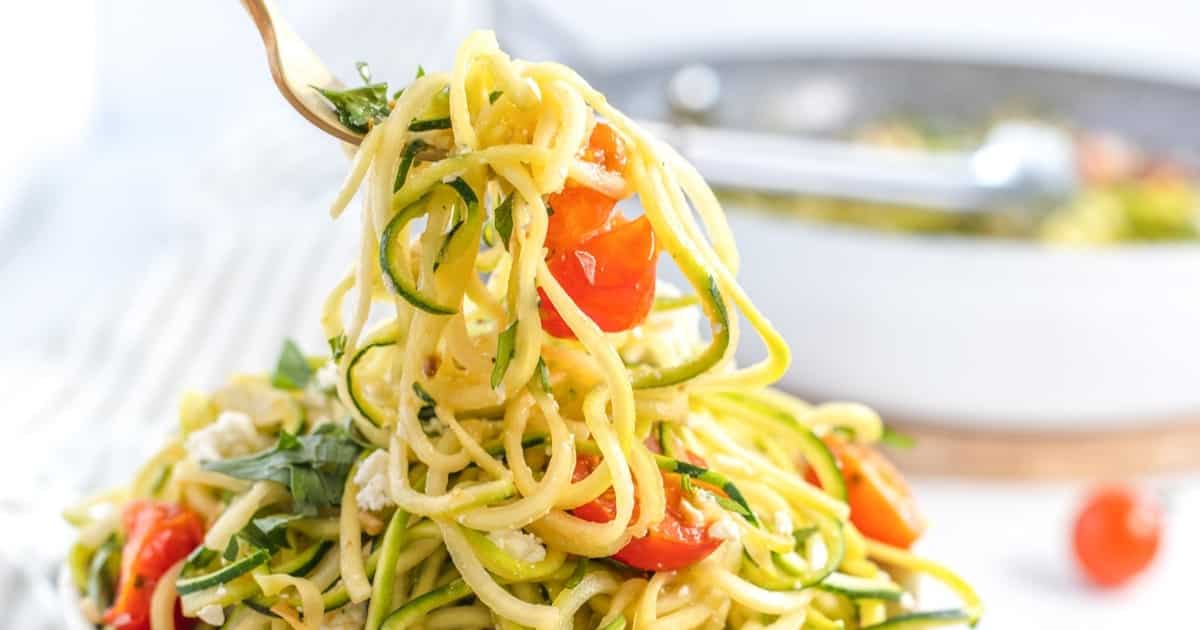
<box><xmin>592</xmin><ymin>57</ymin><xmax>1200</xmax><ymax>432</ymax></box>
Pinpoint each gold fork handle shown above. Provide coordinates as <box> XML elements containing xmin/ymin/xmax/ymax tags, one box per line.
<box><xmin>240</xmin><ymin>0</ymin><xmax>363</xmax><ymax>145</ymax></box>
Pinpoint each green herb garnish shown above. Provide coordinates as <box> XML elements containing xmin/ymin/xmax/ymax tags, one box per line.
<box><xmin>394</xmin><ymin>139</ymin><xmax>430</xmax><ymax>192</ymax></box>
<box><xmin>355</xmin><ymin>61</ymin><xmax>373</xmax><ymax>84</ymax></box>
<box><xmin>271</xmin><ymin>339</ymin><xmax>313</xmax><ymax>390</ymax></box>
<box><xmin>328</xmin><ymin>334</ymin><xmax>347</xmax><ymax>361</ymax></box>
<box><xmin>494</xmin><ymin>193</ymin><xmax>515</xmax><ymax>250</ymax></box>
<box><xmin>408</xmin><ymin>117</ymin><xmax>452</xmax><ymax>132</ymax></box>
<box><xmin>202</xmin><ymin>425</ymin><xmax>363</xmax><ymax>515</ymax></box>
<box><xmin>491</xmin><ymin>321</ymin><xmax>519</xmax><ymax>388</ymax></box>
<box><xmin>316</xmin><ymin>84</ymin><xmax>390</xmax><ymax>134</ymax></box>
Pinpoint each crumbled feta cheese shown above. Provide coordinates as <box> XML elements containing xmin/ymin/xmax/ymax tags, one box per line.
<box><xmin>196</xmin><ymin>604</ymin><xmax>225</xmax><ymax>626</ymax></box>
<box><xmin>354</xmin><ymin>450</ymin><xmax>393</xmax><ymax>511</ymax></box>
<box><xmin>487</xmin><ymin>529</ymin><xmax>547</xmax><ymax>563</ymax></box>
<box><xmin>321</xmin><ymin>603</ymin><xmax>366</xmax><ymax>630</ymax></box>
<box><xmin>314</xmin><ymin>362</ymin><xmax>339</xmax><ymax>390</ymax></box>
<box><xmin>774</xmin><ymin>510</ymin><xmax>794</xmax><ymax>536</ymax></box>
<box><xmin>678</xmin><ymin>496</ymin><xmax>707</xmax><ymax>527</ymax></box>
<box><xmin>707</xmin><ymin>517</ymin><xmax>740</xmax><ymax>541</ymax></box>
<box><xmin>185</xmin><ymin>410</ymin><xmax>268</xmax><ymax>462</ymax></box>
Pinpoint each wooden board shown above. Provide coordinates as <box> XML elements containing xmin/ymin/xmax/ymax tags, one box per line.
<box><xmin>886</xmin><ymin>419</ymin><xmax>1200</xmax><ymax>480</ymax></box>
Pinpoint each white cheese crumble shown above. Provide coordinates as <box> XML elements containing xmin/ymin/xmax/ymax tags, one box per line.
<box><xmin>314</xmin><ymin>362</ymin><xmax>339</xmax><ymax>390</ymax></box>
<box><xmin>774</xmin><ymin>510</ymin><xmax>794</xmax><ymax>536</ymax></box>
<box><xmin>184</xmin><ymin>410</ymin><xmax>268</xmax><ymax>462</ymax></box>
<box><xmin>678</xmin><ymin>496</ymin><xmax>707</xmax><ymax>527</ymax></box>
<box><xmin>353</xmin><ymin>450</ymin><xmax>393</xmax><ymax>511</ymax></box>
<box><xmin>196</xmin><ymin>604</ymin><xmax>225</xmax><ymax>626</ymax></box>
<box><xmin>487</xmin><ymin>529</ymin><xmax>547</xmax><ymax>563</ymax></box>
<box><xmin>708</xmin><ymin>517</ymin><xmax>740</xmax><ymax>541</ymax></box>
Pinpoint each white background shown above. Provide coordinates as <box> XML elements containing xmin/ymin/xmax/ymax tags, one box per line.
<box><xmin>0</xmin><ymin>1</ymin><xmax>1197</xmax><ymax>628</ymax></box>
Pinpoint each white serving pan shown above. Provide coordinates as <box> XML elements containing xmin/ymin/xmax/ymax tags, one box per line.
<box><xmin>591</xmin><ymin>56</ymin><xmax>1200</xmax><ymax>431</ymax></box>
<box><xmin>728</xmin><ymin>213</ymin><xmax>1200</xmax><ymax>430</ymax></box>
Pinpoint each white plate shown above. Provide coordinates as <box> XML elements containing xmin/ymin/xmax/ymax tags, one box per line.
<box><xmin>730</xmin><ymin>212</ymin><xmax>1200</xmax><ymax>431</ymax></box>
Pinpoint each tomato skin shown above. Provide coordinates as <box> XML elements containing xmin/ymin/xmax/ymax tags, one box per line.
<box><xmin>545</xmin><ymin>185</ymin><xmax>617</xmax><ymax>258</ymax></box>
<box><xmin>807</xmin><ymin>438</ymin><xmax>926</xmax><ymax>549</ymax></box>
<box><xmin>571</xmin><ymin>455</ymin><xmax>722</xmax><ymax>572</ymax></box>
<box><xmin>104</xmin><ymin>501</ymin><xmax>205</xmax><ymax>630</ymax></box>
<box><xmin>581</xmin><ymin>121</ymin><xmax>628</xmax><ymax>174</ymax></box>
<box><xmin>540</xmin><ymin>121</ymin><xmax>655</xmax><ymax>339</ymax></box>
<box><xmin>1073</xmin><ymin>485</ymin><xmax>1162</xmax><ymax>587</ymax></box>
<box><xmin>540</xmin><ymin>215</ymin><xmax>658</xmax><ymax>339</ymax></box>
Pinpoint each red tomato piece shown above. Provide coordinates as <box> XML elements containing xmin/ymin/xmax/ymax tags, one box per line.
<box><xmin>581</xmin><ymin>121</ymin><xmax>627</xmax><ymax>174</ymax></box>
<box><xmin>1072</xmin><ymin>485</ymin><xmax>1162</xmax><ymax>587</ymax></box>
<box><xmin>539</xmin><ymin>215</ymin><xmax>658</xmax><ymax>339</ymax></box>
<box><xmin>571</xmin><ymin>455</ymin><xmax>723</xmax><ymax>572</ymax></box>
<box><xmin>545</xmin><ymin>185</ymin><xmax>617</xmax><ymax>258</ymax></box>
<box><xmin>104</xmin><ymin>500</ymin><xmax>205</xmax><ymax>630</ymax></box>
<box><xmin>807</xmin><ymin>438</ymin><xmax>926</xmax><ymax>549</ymax></box>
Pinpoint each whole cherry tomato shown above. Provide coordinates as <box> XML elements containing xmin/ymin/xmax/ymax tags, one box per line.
<box><xmin>1073</xmin><ymin>485</ymin><xmax>1162</xmax><ymax>587</ymax></box>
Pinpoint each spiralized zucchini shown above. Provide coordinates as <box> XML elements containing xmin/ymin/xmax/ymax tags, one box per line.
<box><xmin>65</xmin><ymin>30</ymin><xmax>980</xmax><ymax>630</ymax></box>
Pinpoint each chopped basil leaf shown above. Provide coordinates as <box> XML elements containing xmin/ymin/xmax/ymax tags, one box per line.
<box><xmin>489</xmin><ymin>90</ymin><xmax>503</xmax><ymax>104</ymax></box>
<box><xmin>879</xmin><ymin>426</ymin><xmax>916</xmax><ymax>449</ymax></box>
<box><xmin>245</xmin><ymin>513</ymin><xmax>304</xmax><ymax>552</ymax></box>
<box><xmin>394</xmin><ymin>139</ymin><xmax>430</xmax><ymax>192</ymax></box>
<box><xmin>491</xmin><ymin>321</ymin><xmax>519</xmax><ymax>388</ymax></box>
<box><xmin>202</xmin><ymin>425</ymin><xmax>362</xmax><ymax>515</ymax></box>
<box><xmin>416</xmin><ymin>65</ymin><xmax>426</xmax><ymax>79</ymax></box>
<box><xmin>328</xmin><ymin>334</ymin><xmax>347</xmax><ymax>361</ymax></box>
<box><xmin>412</xmin><ymin>382</ymin><xmax>436</xmax><ymax>405</ymax></box>
<box><xmin>712</xmin><ymin>494</ymin><xmax>754</xmax><ymax>521</ymax></box>
<box><xmin>494</xmin><ymin>193</ymin><xmax>515</xmax><ymax>250</ymax></box>
<box><xmin>412</xmin><ymin>382</ymin><xmax>441</xmax><ymax>434</ymax></box>
<box><xmin>408</xmin><ymin>117</ymin><xmax>452</xmax><ymax>132</ymax></box>
<box><xmin>315</xmin><ymin>83</ymin><xmax>390</xmax><ymax>134</ymax></box>
<box><xmin>271</xmin><ymin>339</ymin><xmax>313</xmax><ymax>390</ymax></box>
<box><xmin>355</xmin><ymin>61</ymin><xmax>372</xmax><ymax>84</ymax></box>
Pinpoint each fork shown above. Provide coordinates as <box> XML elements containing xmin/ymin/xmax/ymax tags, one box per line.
<box><xmin>240</xmin><ymin>0</ymin><xmax>363</xmax><ymax>145</ymax></box>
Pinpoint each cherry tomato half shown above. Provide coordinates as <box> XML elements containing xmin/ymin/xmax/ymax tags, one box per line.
<box><xmin>104</xmin><ymin>500</ymin><xmax>205</xmax><ymax>630</ymax></box>
<box><xmin>1072</xmin><ymin>485</ymin><xmax>1162</xmax><ymax>588</ymax></box>
<box><xmin>581</xmin><ymin>120</ymin><xmax>628</xmax><ymax>174</ymax></box>
<box><xmin>545</xmin><ymin>185</ymin><xmax>617</xmax><ymax>258</ymax></box>
<box><xmin>540</xmin><ymin>215</ymin><xmax>658</xmax><ymax>338</ymax></box>
<box><xmin>540</xmin><ymin>122</ymin><xmax>657</xmax><ymax>339</ymax></box>
<box><xmin>571</xmin><ymin>454</ymin><xmax>722</xmax><ymax>572</ymax></box>
<box><xmin>807</xmin><ymin>437</ymin><xmax>926</xmax><ymax>549</ymax></box>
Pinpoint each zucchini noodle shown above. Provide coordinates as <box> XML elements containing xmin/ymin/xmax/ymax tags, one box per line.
<box><xmin>65</xmin><ymin>30</ymin><xmax>981</xmax><ymax>630</ymax></box>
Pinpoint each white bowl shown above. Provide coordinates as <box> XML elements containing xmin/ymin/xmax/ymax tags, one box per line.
<box><xmin>730</xmin><ymin>211</ymin><xmax>1200</xmax><ymax>431</ymax></box>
